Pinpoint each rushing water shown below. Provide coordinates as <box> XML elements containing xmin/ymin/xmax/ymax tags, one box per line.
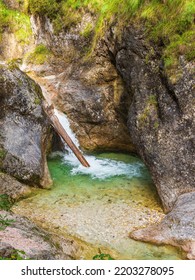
<box><xmin>12</xmin><ymin>111</ymin><xmax>185</xmax><ymax>260</ymax></box>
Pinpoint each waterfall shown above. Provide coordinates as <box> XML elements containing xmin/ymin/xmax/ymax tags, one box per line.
<box><xmin>52</xmin><ymin>109</ymin><xmax>144</xmax><ymax>180</ymax></box>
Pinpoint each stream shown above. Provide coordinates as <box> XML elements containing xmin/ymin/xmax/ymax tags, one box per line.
<box><xmin>12</xmin><ymin>111</ymin><xmax>185</xmax><ymax>260</ymax></box>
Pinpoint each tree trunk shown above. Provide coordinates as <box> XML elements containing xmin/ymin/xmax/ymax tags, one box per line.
<box><xmin>43</xmin><ymin>102</ymin><xmax>90</xmax><ymax>168</ymax></box>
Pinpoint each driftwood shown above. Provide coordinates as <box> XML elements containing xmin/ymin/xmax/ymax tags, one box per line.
<box><xmin>43</xmin><ymin>102</ymin><xmax>90</xmax><ymax>168</ymax></box>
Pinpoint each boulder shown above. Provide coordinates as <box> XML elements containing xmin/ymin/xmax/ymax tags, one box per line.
<box><xmin>0</xmin><ymin>64</ymin><xmax>52</xmax><ymax>187</ymax></box>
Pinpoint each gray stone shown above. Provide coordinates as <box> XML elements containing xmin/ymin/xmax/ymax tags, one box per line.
<box><xmin>0</xmin><ymin>172</ymin><xmax>32</xmax><ymax>200</ymax></box>
<box><xmin>130</xmin><ymin>192</ymin><xmax>195</xmax><ymax>260</ymax></box>
<box><xmin>0</xmin><ymin>65</ymin><xmax>52</xmax><ymax>187</ymax></box>
<box><xmin>106</xmin><ymin>27</ymin><xmax>195</xmax><ymax>212</ymax></box>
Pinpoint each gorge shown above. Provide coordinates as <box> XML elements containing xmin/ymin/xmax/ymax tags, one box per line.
<box><xmin>0</xmin><ymin>0</ymin><xmax>194</xmax><ymax>260</ymax></box>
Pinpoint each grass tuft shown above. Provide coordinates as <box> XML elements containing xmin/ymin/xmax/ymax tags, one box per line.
<box><xmin>0</xmin><ymin>0</ymin><xmax>32</xmax><ymax>44</ymax></box>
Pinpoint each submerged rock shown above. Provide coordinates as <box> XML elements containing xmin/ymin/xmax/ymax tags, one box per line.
<box><xmin>0</xmin><ymin>65</ymin><xmax>52</xmax><ymax>187</ymax></box>
<box><xmin>130</xmin><ymin>192</ymin><xmax>195</xmax><ymax>260</ymax></box>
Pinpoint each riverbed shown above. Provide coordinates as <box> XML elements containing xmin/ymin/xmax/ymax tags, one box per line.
<box><xmin>12</xmin><ymin>151</ymin><xmax>185</xmax><ymax>260</ymax></box>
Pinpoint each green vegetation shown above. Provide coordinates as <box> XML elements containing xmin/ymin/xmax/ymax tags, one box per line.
<box><xmin>0</xmin><ymin>249</ymin><xmax>29</xmax><ymax>260</ymax></box>
<box><xmin>0</xmin><ymin>0</ymin><xmax>32</xmax><ymax>43</ymax></box>
<box><xmin>93</xmin><ymin>253</ymin><xmax>115</xmax><ymax>260</ymax></box>
<box><xmin>1</xmin><ymin>1</ymin><xmax>194</xmax><ymax>68</ymax></box>
<box><xmin>0</xmin><ymin>194</ymin><xmax>13</xmax><ymax>211</ymax></box>
<box><xmin>26</xmin><ymin>44</ymin><xmax>52</xmax><ymax>64</ymax></box>
<box><xmin>80</xmin><ymin>23</ymin><xmax>94</xmax><ymax>38</ymax></box>
<box><xmin>0</xmin><ymin>149</ymin><xmax>6</xmax><ymax>160</ymax></box>
<box><xmin>0</xmin><ymin>149</ymin><xmax>6</xmax><ymax>169</ymax></box>
<box><xmin>0</xmin><ymin>214</ymin><xmax>15</xmax><ymax>230</ymax></box>
<box><xmin>26</xmin><ymin>0</ymin><xmax>195</xmax><ymax>68</ymax></box>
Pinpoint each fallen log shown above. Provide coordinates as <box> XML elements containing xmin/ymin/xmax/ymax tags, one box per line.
<box><xmin>43</xmin><ymin>102</ymin><xmax>90</xmax><ymax>168</ymax></box>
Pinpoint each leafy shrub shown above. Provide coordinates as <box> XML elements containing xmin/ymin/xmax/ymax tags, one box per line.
<box><xmin>93</xmin><ymin>253</ymin><xmax>114</xmax><ymax>260</ymax></box>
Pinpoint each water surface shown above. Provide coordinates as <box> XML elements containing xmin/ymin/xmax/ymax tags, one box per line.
<box><xmin>13</xmin><ymin>152</ymin><xmax>185</xmax><ymax>260</ymax></box>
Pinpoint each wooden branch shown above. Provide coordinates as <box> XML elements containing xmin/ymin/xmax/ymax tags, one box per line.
<box><xmin>43</xmin><ymin>102</ymin><xmax>90</xmax><ymax>168</ymax></box>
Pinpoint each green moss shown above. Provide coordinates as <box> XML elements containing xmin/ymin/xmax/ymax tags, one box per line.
<box><xmin>186</xmin><ymin>50</ymin><xmax>195</xmax><ymax>61</ymax></box>
<box><xmin>28</xmin><ymin>0</ymin><xmax>59</xmax><ymax>18</ymax></box>
<box><xmin>7</xmin><ymin>60</ymin><xmax>20</xmax><ymax>70</ymax></box>
<box><xmin>148</xmin><ymin>95</ymin><xmax>158</xmax><ymax>106</ymax></box>
<box><xmin>26</xmin><ymin>44</ymin><xmax>52</xmax><ymax>65</ymax></box>
<box><xmin>0</xmin><ymin>149</ymin><xmax>6</xmax><ymax>170</ymax></box>
<box><xmin>154</xmin><ymin>121</ymin><xmax>159</xmax><ymax>129</ymax></box>
<box><xmin>34</xmin><ymin>97</ymin><xmax>41</xmax><ymax>105</ymax></box>
<box><xmin>0</xmin><ymin>0</ymin><xmax>32</xmax><ymax>44</ymax></box>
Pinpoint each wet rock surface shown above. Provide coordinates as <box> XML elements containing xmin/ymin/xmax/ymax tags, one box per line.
<box><xmin>0</xmin><ymin>65</ymin><xmax>52</xmax><ymax>187</ymax></box>
<box><xmin>130</xmin><ymin>192</ymin><xmax>195</xmax><ymax>260</ymax></box>
<box><xmin>106</xmin><ymin>27</ymin><xmax>195</xmax><ymax>212</ymax></box>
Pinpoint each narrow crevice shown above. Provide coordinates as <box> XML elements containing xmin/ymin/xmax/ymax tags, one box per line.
<box><xmin>159</xmin><ymin>69</ymin><xmax>182</xmax><ymax>115</ymax></box>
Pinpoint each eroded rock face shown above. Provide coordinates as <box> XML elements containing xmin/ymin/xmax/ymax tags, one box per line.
<box><xmin>130</xmin><ymin>192</ymin><xmax>195</xmax><ymax>260</ymax></box>
<box><xmin>106</xmin><ymin>27</ymin><xmax>195</xmax><ymax>212</ymax></box>
<box><xmin>0</xmin><ymin>65</ymin><xmax>52</xmax><ymax>187</ymax></box>
<box><xmin>26</xmin><ymin>15</ymin><xmax>136</xmax><ymax>153</ymax></box>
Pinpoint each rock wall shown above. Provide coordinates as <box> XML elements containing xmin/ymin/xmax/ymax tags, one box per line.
<box><xmin>0</xmin><ymin>65</ymin><xmax>52</xmax><ymax>188</ymax></box>
<box><xmin>106</xmin><ymin>26</ymin><xmax>195</xmax><ymax>212</ymax></box>
<box><xmin>25</xmin><ymin>15</ymin><xmax>136</xmax><ymax>153</ymax></box>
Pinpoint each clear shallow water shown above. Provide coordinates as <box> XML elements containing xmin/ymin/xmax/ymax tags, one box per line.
<box><xmin>13</xmin><ymin>153</ymin><xmax>185</xmax><ymax>260</ymax></box>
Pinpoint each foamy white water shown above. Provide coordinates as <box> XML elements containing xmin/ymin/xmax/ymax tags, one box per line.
<box><xmin>54</xmin><ymin>109</ymin><xmax>143</xmax><ymax>179</ymax></box>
